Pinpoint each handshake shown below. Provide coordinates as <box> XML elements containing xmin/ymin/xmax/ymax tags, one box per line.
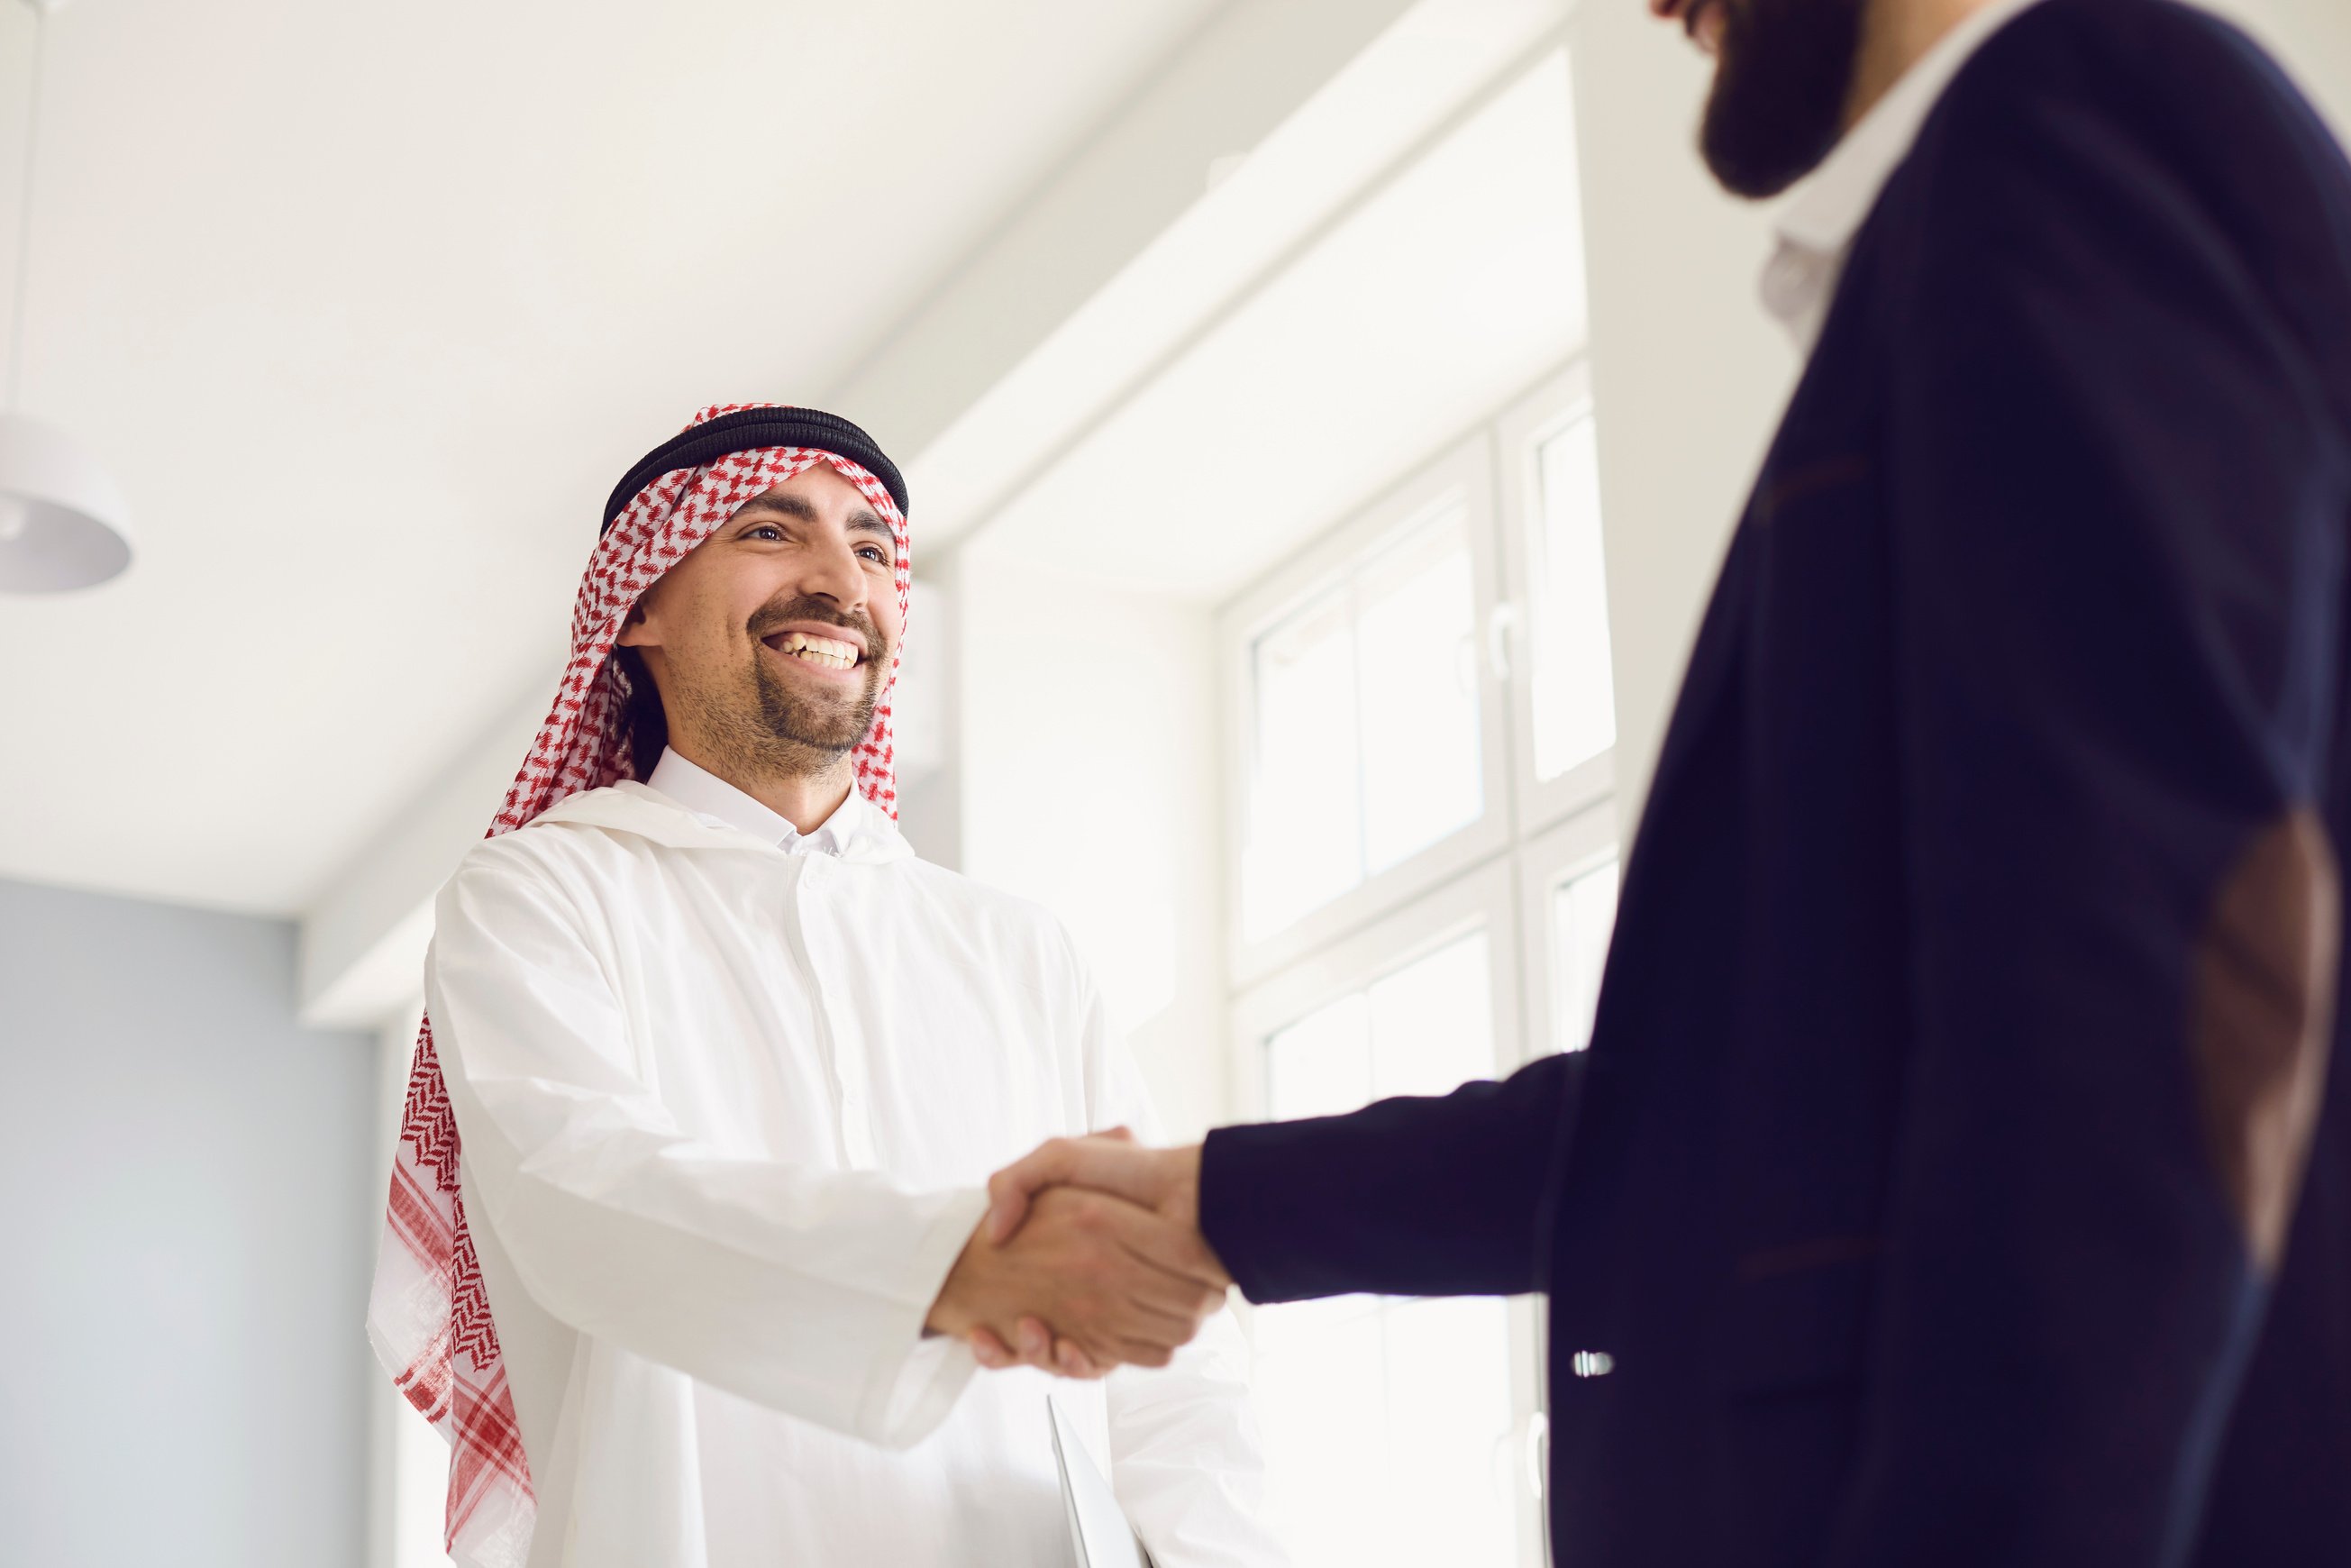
<box><xmin>924</xmin><ymin>1133</ymin><xmax>1221</xmax><ymax>1379</ymax></box>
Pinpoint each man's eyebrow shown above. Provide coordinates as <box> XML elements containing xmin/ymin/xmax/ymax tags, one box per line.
<box><xmin>734</xmin><ymin>493</ymin><xmax>818</xmax><ymax>524</ymax></box>
<box><xmin>732</xmin><ymin>496</ymin><xmax>890</xmax><ymax>542</ymax></box>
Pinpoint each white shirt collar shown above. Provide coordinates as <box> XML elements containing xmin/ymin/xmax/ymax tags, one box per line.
<box><xmin>1763</xmin><ymin>0</ymin><xmax>2046</xmax><ymax>350</ymax></box>
<box><xmin>645</xmin><ymin>747</ymin><xmax>867</xmax><ymax>857</ymax></box>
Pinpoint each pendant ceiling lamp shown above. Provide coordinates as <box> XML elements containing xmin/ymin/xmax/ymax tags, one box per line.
<box><xmin>0</xmin><ymin>0</ymin><xmax>131</xmax><ymax>595</ymax></box>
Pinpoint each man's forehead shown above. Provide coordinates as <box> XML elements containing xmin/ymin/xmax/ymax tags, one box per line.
<box><xmin>733</xmin><ymin>469</ymin><xmax>891</xmax><ymax>533</ymax></box>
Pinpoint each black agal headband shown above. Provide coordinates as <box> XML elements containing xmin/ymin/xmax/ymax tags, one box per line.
<box><xmin>602</xmin><ymin>406</ymin><xmax>908</xmax><ymax>533</ymax></box>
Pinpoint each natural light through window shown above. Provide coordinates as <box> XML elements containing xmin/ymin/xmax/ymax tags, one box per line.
<box><xmin>1225</xmin><ymin>366</ymin><xmax>1621</xmax><ymax>1568</ymax></box>
<box><xmin>1254</xmin><ymin>931</ymin><xmax>1517</xmax><ymax>1568</ymax></box>
<box><xmin>1530</xmin><ymin>412</ymin><xmax>1615</xmax><ymax>781</ymax></box>
<box><xmin>1244</xmin><ymin>503</ymin><xmax>1483</xmax><ymax>940</ymax></box>
<box><xmin>1266</xmin><ymin>932</ymin><xmax>1493</xmax><ymax>1116</ymax></box>
<box><xmin>1551</xmin><ymin>857</ymin><xmax>1618</xmax><ymax>1053</ymax></box>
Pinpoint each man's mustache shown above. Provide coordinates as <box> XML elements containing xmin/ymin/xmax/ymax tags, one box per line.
<box><xmin>748</xmin><ymin>596</ymin><xmax>882</xmax><ymax>656</ymax></box>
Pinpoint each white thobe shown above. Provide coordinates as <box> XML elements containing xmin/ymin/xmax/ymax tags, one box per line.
<box><xmin>426</xmin><ymin>750</ymin><xmax>1280</xmax><ymax>1568</ymax></box>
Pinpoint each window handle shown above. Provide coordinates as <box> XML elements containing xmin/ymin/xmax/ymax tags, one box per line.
<box><xmin>1524</xmin><ymin>1409</ymin><xmax>1548</xmax><ymax>1498</ymax></box>
<box><xmin>1487</xmin><ymin>602</ymin><xmax>1517</xmax><ymax>682</ymax></box>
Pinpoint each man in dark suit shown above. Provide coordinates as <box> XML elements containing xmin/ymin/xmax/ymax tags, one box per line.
<box><xmin>976</xmin><ymin>0</ymin><xmax>2351</xmax><ymax>1561</ymax></box>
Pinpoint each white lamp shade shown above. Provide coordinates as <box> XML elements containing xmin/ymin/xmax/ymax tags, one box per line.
<box><xmin>0</xmin><ymin>411</ymin><xmax>134</xmax><ymax>593</ymax></box>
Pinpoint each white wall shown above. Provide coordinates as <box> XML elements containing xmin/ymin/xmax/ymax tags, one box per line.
<box><xmin>953</xmin><ymin>538</ymin><xmax>1231</xmax><ymax>1140</ymax></box>
<box><xmin>0</xmin><ymin>878</ymin><xmax>375</xmax><ymax>1567</ymax></box>
<box><xmin>1565</xmin><ymin>5</ymin><xmax>1800</xmax><ymax>837</ymax></box>
<box><xmin>2214</xmin><ymin>0</ymin><xmax>2351</xmax><ymax>134</ymax></box>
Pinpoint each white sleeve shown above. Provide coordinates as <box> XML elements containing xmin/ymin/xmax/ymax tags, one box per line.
<box><xmin>1070</xmin><ymin>962</ymin><xmax>1290</xmax><ymax>1567</ymax></box>
<box><xmin>427</xmin><ymin>848</ymin><xmax>987</xmax><ymax>1449</ymax></box>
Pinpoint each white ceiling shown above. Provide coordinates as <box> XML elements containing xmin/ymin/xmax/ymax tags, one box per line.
<box><xmin>0</xmin><ymin>0</ymin><xmax>1224</xmax><ymax>913</ymax></box>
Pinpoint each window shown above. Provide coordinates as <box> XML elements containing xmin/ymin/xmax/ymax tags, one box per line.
<box><xmin>1501</xmin><ymin>362</ymin><xmax>1617</xmax><ymax>829</ymax></box>
<box><xmin>1227</xmin><ymin>440</ymin><xmax>1510</xmax><ymax>983</ymax></box>
<box><xmin>1254</xmin><ymin>932</ymin><xmax>1514</xmax><ymax>1566</ymax></box>
<box><xmin>1552</xmin><ymin>860</ymin><xmax>1618</xmax><ymax>1053</ymax></box>
<box><xmin>1244</xmin><ymin>501</ymin><xmax>1485</xmax><ymax>941</ymax></box>
<box><xmin>1233</xmin><ymin>868</ymin><xmax>1533</xmax><ymax>1568</ymax></box>
<box><xmin>1527</xmin><ymin>410</ymin><xmax>1615</xmax><ymax>784</ymax></box>
<box><xmin>1265</xmin><ymin>932</ymin><xmax>1493</xmax><ymax>1116</ymax></box>
<box><xmin>1519</xmin><ymin>802</ymin><xmax>1622</xmax><ymax>1062</ymax></box>
<box><xmin>1221</xmin><ymin>362</ymin><xmax>1624</xmax><ymax>1568</ymax></box>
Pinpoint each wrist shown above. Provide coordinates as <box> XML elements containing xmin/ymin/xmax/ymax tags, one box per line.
<box><xmin>924</xmin><ymin>1220</ymin><xmax>987</xmax><ymax>1339</ymax></box>
<box><xmin>1163</xmin><ymin>1144</ymin><xmax>1227</xmax><ymax>1287</ymax></box>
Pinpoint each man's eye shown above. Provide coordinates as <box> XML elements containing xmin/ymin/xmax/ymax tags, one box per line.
<box><xmin>745</xmin><ymin>524</ymin><xmax>784</xmax><ymax>541</ymax></box>
<box><xmin>858</xmin><ymin>546</ymin><xmax>889</xmax><ymax>563</ymax></box>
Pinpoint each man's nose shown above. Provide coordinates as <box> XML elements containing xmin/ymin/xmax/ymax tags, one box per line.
<box><xmin>797</xmin><ymin>533</ymin><xmax>870</xmax><ymax>609</ymax></box>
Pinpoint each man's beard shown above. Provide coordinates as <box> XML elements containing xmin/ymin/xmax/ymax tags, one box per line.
<box><xmin>1699</xmin><ymin>0</ymin><xmax>1868</xmax><ymax>200</ymax></box>
<box><xmin>696</xmin><ymin>595</ymin><xmax>889</xmax><ymax>779</ymax></box>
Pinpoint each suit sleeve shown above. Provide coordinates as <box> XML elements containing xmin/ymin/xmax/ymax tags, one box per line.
<box><xmin>1828</xmin><ymin>59</ymin><xmax>2349</xmax><ymax>1567</ymax></box>
<box><xmin>1198</xmin><ymin>1051</ymin><xmax>1584</xmax><ymax>1304</ymax></box>
<box><xmin>428</xmin><ymin>848</ymin><xmax>989</xmax><ymax>1449</ymax></box>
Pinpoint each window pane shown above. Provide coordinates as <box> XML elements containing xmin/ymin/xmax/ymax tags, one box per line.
<box><xmin>1247</xmin><ymin>587</ymin><xmax>1363</xmax><ymax>937</ymax></box>
<box><xmin>1254</xmin><ymin>1297</ymin><xmax>1518</xmax><ymax>1568</ymax></box>
<box><xmin>1244</xmin><ymin>502</ymin><xmax>1485</xmax><ymax>940</ymax></box>
<box><xmin>1267</xmin><ymin>992</ymin><xmax>1373</xmax><ymax>1122</ymax></box>
<box><xmin>1256</xmin><ymin>932</ymin><xmax>1516</xmax><ymax>1568</ymax></box>
<box><xmin>1530</xmin><ymin>414</ymin><xmax>1616</xmax><ymax>781</ymax></box>
<box><xmin>1354</xmin><ymin>506</ymin><xmax>1482</xmax><ymax>873</ymax></box>
<box><xmin>1550</xmin><ymin>856</ymin><xmax>1618</xmax><ymax>1053</ymax></box>
<box><xmin>1253</xmin><ymin>1299</ymin><xmax>1392</xmax><ymax>1565</ymax></box>
<box><xmin>1381</xmin><ymin>1298</ymin><xmax>1519</xmax><ymax>1566</ymax></box>
<box><xmin>1369</xmin><ymin>930</ymin><xmax>1492</xmax><ymax>1099</ymax></box>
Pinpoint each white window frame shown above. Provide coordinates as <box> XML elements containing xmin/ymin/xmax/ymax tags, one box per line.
<box><xmin>1217</xmin><ymin>357</ymin><xmax>1623</xmax><ymax>1568</ymax></box>
<box><xmin>1514</xmin><ymin>796</ymin><xmax>1621</xmax><ymax>1062</ymax></box>
<box><xmin>1495</xmin><ymin>361</ymin><xmax>1617</xmax><ymax>839</ymax></box>
<box><xmin>1229</xmin><ymin>858</ymin><xmax>1520</xmax><ymax>1119</ymax></box>
<box><xmin>1227</xmin><ymin>858</ymin><xmax>1547</xmax><ymax>1567</ymax></box>
<box><xmin>1222</xmin><ymin>433</ymin><xmax>1513</xmax><ymax>989</ymax></box>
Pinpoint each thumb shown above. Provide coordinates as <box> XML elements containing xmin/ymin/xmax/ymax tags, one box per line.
<box><xmin>985</xmin><ymin>1138</ymin><xmax>1077</xmax><ymax>1244</ymax></box>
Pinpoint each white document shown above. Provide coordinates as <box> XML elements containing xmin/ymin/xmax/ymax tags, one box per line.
<box><xmin>1051</xmin><ymin>1398</ymin><xmax>1156</xmax><ymax>1568</ymax></box>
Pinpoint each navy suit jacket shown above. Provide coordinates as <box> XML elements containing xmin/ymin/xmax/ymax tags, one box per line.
<box><xmin>1198</xmin><ymin>4</ymin><xmax>2351</xmax><ymax>1563</ymax></box>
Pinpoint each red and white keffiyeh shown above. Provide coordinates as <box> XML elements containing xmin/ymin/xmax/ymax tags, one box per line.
<box><xmin>366</xmin><ymin>403</ymin><xmax>912</xmax><ymax>1567</ymax></box>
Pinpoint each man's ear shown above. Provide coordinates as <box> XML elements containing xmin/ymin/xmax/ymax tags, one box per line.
<box><xmin>615</xmin><ymin>599</ymin><xmax>654</xmax><ymax>649</ymax></box>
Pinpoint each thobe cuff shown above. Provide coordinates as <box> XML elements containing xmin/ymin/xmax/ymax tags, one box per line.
<box><xmin>859</xmin><ymin>1187</ymin><xmax>990</xmax><ymax>1448</ymax></box>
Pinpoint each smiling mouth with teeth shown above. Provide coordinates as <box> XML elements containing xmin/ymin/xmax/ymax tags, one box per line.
<box><xmin>768</xmin><ymin>630</ymin><xmax>864</xmax><ymax>670</ymax></box>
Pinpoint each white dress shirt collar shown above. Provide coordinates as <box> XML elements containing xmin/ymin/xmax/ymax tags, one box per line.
<box><xmin>1762</xmin><ymin>0</ymin><xmax>2046</xmax><ymax>350</ymax></box>
<box><xmin>645</xmin><ymin>746</ymin><xmax>869</xmax><ymax>857</ymax></box>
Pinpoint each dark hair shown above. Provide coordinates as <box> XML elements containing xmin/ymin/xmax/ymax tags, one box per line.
<box><xmin>610</xmin><ymin>645</ymin><xmax>669</xmax><ymax>779</ymax></box>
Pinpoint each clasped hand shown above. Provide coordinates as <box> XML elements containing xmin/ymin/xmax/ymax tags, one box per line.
<box><xmin>924</xmin><ymin>1132</ymin><xmax>1224</xmax><ymax>1379</ymax></box>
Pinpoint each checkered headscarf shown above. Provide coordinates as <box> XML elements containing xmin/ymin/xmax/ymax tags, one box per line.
<box><xmin>365</xmin><ymin>403</ymin><xmax>912</xmax><ymax>1567</ymax></box>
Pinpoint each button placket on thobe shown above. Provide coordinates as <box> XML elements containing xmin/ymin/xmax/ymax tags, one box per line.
<box><xmin>790</xmin><ymin>852</ymin><xmax>879</xmax><ymax>1170</ymax></box>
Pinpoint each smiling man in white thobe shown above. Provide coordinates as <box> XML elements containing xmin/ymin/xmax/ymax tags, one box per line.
<box><xmin>369</xmin><ymin>404</ymin><xmax>1280</xmax><ymax>1568</ymax></box>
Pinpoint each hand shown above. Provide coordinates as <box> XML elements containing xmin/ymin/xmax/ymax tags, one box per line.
<box><xmin>969</xmin><ymin>1133</ymin><xmax>1224</xmax><ymax>1376</ymax></box>
<box><xmin>925</xmin><ymin>1185</ymin><xmax>1225</xmax><ymax>1377</ymax></box>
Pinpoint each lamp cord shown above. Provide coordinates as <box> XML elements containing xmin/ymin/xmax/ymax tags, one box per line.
<box><xmin>5</xmin><ymin>1</ymin><xmax>46</xmax><ymax>412</ymax></box>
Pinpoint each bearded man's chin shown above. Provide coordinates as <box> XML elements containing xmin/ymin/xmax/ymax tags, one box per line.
<box><xmin>751</xmin><ymin>661</ymin><xmax>884</xmax><ymax>757</ymax></box>
<box><xmin>1698</xmin><ymin>0</ymin><xmax>1865</xmax><ymax>200</ymax></box>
